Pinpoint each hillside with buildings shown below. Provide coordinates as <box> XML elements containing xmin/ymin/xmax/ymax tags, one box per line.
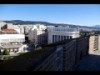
<box><xmin>3</xmin><ymin>20</ymin><xmax>98</xmax><ymax>29</ymax></box>
<box><xmin>1</xmin><ymin>4</ymin><xmax>100</xmax><ymax>71</ymax></box>
<box><xmin>92</xmin><ymin>25</ymin><xmax>100</xmax><ymax>29</ymax></box>
<box><xmin>0</xmin><ymin>21</ymin><xmax>100</xmax><ymax>71</ymax></box>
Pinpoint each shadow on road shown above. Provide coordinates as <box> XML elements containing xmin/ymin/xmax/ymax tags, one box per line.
<box><xmin>75</xmin><ymin>54</ymin><xmax>100</xmax><ymax>71</ymax></box>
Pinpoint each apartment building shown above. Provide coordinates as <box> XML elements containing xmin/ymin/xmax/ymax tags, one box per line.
<box><xmin>3</xmin><ymin>23</ymin><xmax>22</xmax><ymax>34</ymax></box>
<box><xmin>5</xmin><ymin>23</ymin><xmax>34</xmax><ymax>34</ymax></box>
<box><xmin>0</xmin><ymin>29</ymin><xmax>25</xmax><ymax>55</ymax></box>
<box><xmin>47</xmin><ymin>26</ymin><xmax>80</xmax><ymax>44</ymax></box>
<box><xmin>28</xmin><ymin>24</ymin><xmax>47</xmax><ymax>45</ymax></box>
<box><xmin>15</xmin><ymin>25</ymin><xmax>34</xmax><ymax>34</ymax></box>
<box><xmin>89</xmin><ymin>35</ymin><xmax>100</xmax><ymax>54</ymax></box>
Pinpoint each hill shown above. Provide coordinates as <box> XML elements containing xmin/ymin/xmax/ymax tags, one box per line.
<box><xmin>3</xmin><ymin>20</ymin><xmax>99</xmax><ymax>30</ymax></box>
<box><xmin>92</xmin><ymin>25</ymin><xmax>100</xmax><ymax>29</ymax></box>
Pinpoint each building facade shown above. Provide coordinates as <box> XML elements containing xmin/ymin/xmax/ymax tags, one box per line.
<box><xmin>89</xmin><ymin>35</ymin><xmax>100</xmax><ymax>54</ymax></box>
<box><xmin>0</xmin><ymin>29</ymin><xmax>25</xmax><ymax>55</ymax></box>
<box><xmin>0</xmin><ymin>21</ymin><xmax>7</xmax><ymax>31</ymax></box>
<box><xmin>47</xmin><ymin>26</ymin><xmax>80</xmax><ymax>44</ymax></box>
<box><xmin>28</xmin><ymin>24</ymin><xmax>47</xmax><ymax>45</ymax></box>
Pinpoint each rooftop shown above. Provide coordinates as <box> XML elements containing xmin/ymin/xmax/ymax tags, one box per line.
<box><xmin>2</xmin><ymin>29</ymin><xmax>17</xmax><ymax>33</ymax></box>
<box><xmin>0</xmin><ymin>44</ymin><xmax>23</xmax><ymax>49</ymax></box>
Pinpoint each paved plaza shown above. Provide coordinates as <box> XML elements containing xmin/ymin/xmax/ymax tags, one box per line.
<box><xmin>75</xmin><ymin>50</ymin><xmax>100</xmax><ymax>71</ymax></box>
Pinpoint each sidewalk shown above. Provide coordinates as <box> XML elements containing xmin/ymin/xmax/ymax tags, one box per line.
<box><xmin>75</xmin><ymin>50</ymin><xmax>100</xmax><ymax>71</ymax></box>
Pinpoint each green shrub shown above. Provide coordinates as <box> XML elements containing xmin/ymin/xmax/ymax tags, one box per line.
<box><xmin>3</xmin><ymin>49</ymin><xmax>10</xmax><ymax>55</ymax></box>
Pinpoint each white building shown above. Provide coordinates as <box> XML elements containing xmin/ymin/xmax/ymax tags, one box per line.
<box><xmin>0</xmin><ymin>21</ymin><xmax>7</xmax><ymax>31</ymax></box>
<box><xmin>6</xmin><ymin>24</ymin><xmax>24</xmax><ymax>34</ymax></box>
<box><xmin>47</xmin><ymin>26</ymin><xmax>80</xmax><ymax>44</ymax></box>
<box><xmin>0</xmin><ymin>29</ymin><xmax>26</xmax><ymax>55</ymax></box>
<box><xmin>28</xmin><ymin>24</ymin><xmax>47</xmax><ymax>45</ymax></box>
<box><xmin>15</xmin><ymin>25</ymin><xmax>34</xmax><ymax>34</ymax></box>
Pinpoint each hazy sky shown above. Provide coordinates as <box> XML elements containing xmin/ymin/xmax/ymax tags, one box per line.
<box><xmin>0</xmin><ymin>4</ymin><xmax>100</xmax><ymax>26</ymax></box>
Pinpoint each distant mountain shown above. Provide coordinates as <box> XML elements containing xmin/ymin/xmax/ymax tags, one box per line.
<box><xmin>3</xmin><ymin>20</ymin><xmax>99</xmax><ymax>30</ymax></box>
<box><xmin>92</xmin><ymin>25</ymin><xmax>100</xmax><ymax>29</ymax></box>
<box><xmin>4</xmin><ymin>20</ymin><xmax>78</xmax><ymax>27</ymax></box>
<box><xmin>4</xmin><ymin>20</ymin><xmax>52</xmax><ymax>25</ymax></box>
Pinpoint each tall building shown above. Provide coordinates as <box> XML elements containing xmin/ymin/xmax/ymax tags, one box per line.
<box><xmin>47</xmin><ymin>26</ymin><xmax>80</xmax><ymax>44</ymax></box>
<box><xmin>28</xmin><ymin>24</ymin><xmax>47</xmax><ymax>45</ymax></box>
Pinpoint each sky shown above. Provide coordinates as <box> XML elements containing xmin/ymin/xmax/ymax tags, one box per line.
<box><xmin>0</xmin><ymin>4</ymin><xmax>100</xmax><ymax>26</ymax></box>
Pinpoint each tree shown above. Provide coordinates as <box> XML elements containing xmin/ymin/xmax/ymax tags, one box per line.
<box><xmin>3</xmin><ymin>49</ymin><xmax>10</xmax><ymax>55</ymax></box>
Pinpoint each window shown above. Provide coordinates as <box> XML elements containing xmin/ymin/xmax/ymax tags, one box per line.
<box><xmin>10</xmin><ymin>49</ymin><xmax>13</xmax><ymax>52</ymax></box>
<box><xmin>70</xmin><ymin>36</ymin><xmax>72</xmax><ymax>39</ymax></box>
<box><xmin>58</xmin><ymin>35</ymin><xmax>60</xmax><ymax>41</ymax></box>
<box><xmin>67</xmin><ymin>36</ymin><xmax>69</xmax><ymax>39</ymax></box>
<box><xmin>61</xmin><ymin>36</ymin><xmax>63</xmax><ymax>41</ymax></box>
<box><xmin>52</xmin><ymin>35</ymin><xmax>55</xmax><ymax>43</ymax></box>
<box><xmin>64</xmin><ymin>36</ymin><xmax>66</xmax><ymax>40</ymax></box>
<box><xmin>55</xmin><ymin>35</ymin><xmax>57</xmax><ymax>42</ymax></box>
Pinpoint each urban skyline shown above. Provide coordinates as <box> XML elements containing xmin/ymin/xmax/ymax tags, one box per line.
<box><xmin>0</xmin><ymin>4</ymin><xmax>100</xmax><ymax>26</ymax></box>
<box><xmin>0</xmin><ymin>5</ymin><xmax>100</xmax><ymax>70</ymax></box>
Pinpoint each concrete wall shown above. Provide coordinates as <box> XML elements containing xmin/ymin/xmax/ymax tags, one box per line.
<box><xmin>76</xmin><ymin>37</ymin><xmax>89</xmax><ymax>63</ymax></box>
<box><xmin>63</xmin><ymin>37</ymin><xmax>89</xmax><ymax>71</ymax></box>
<box><xmin>32</xmin><ymin>35</ymin><xmax>100</xmax><ymax>71</ymax></box>
<box><xmin>33</xmin><ymin>37</ymin><xmax>89</xmax><ymax>71</ymax></box>
<box><xmin>89</xmin><ymin>36</ymin><xmax>95</xmax><ymax>54</ymax></box>
<box><xmin>63</xmin><ymin>40</ymin><xmax>76</xmax><ymax>71</ymax></box>
<box><xmin>33</xmin><ymin>46</ymin><xmax>63</xmax><ymax>71</ymax></box>
<box><xmin>89</xmin><ymin>35</ymin><xmax>100</xmax><ymax>54</ymax></box>
<box><xmin>98</xmin><ymin>35</ymin><xmax>100</xmax><ymax>50</ymax></box>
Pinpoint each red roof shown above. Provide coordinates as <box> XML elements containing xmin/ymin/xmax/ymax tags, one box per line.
<box><xmin>2</xmin><ymin>29</ymin><xmax>16</xmax><ymax>32</ymax></box>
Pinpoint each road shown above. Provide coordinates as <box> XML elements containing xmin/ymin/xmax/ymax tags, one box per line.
<box><xmin>75</xmin><ymin>50</ymin><xmax>100</xmax><ymax>71</ymax></box>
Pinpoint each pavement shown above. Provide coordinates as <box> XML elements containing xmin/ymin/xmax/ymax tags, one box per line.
<box><xmin>75</xmin><ymin>50</ymin><xmax>100</xmax><ymax>71</ymax></box>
